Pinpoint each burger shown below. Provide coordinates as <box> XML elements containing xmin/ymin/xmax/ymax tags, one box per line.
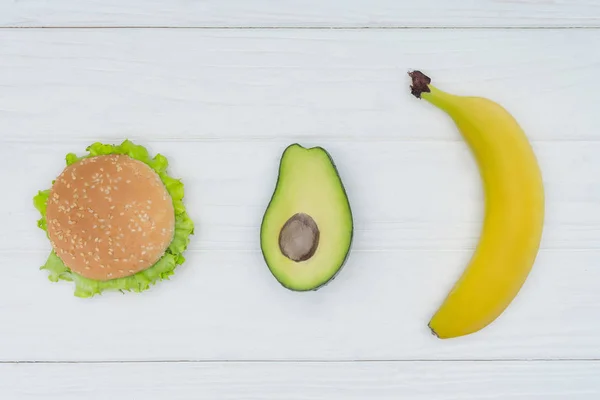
<box><xmin>33</xmin><ymin>140</ymin><xmax>194</xmax><ymax>298</ymax></box>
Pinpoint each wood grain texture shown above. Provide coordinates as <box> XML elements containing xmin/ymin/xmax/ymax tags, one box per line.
<box><xmin>1</xmin><ymin>246</ymin><xmax>599</xmax><ymax>361</ymax></box>
<box><xmin>6</xmin><ymin>140</ymin><xmax>600</xmax><ymax>252</ymax></box>
<box><xmin>1</xmin><ymin>29</ymin><xmax>599</xmax><ymax>363</ymax></box>
<box><xmin>0</xmin><ymin>0</ymin><xmax>599</xmax><ymax>28</ymax></box>
<box><xmin>2</xmin><ymin>361</ymin><xmax>600</xmax><ymax>399</ymax></box>
<box><xmin>0</xmin><ymin>29</ymin><xmax>598</xmax><ymax>142</ymax></box>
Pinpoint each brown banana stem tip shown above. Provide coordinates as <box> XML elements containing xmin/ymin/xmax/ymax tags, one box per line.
<box><xmin>408</xmin><ymin>70</ymin><xmax>431</xmax><ymax>99</ymax></box>
<box><xmin>428</xmin><ymin>323</ymin><xmax>440</xmax><ymax>339</ymax></box>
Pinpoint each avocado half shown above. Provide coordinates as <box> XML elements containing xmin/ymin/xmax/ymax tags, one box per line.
<box><xmin>260</xmin><ymin>144</ymin><xmax>354</xmax><ymax>291</ymax></box>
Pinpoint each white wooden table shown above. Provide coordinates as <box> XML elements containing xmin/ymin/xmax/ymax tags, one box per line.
<box><xmin>1</xmin><ymin>1</ymin><xmax>600</xmax><ymax>398</ymax></box>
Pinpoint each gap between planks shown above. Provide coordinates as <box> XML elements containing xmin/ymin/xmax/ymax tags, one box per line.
<box><xmin>6</xmin><ymin>137</ymin><xmax>600</xmax><ymax>144</ymax></box>
<box><xmin>0</xmin><ymin>26</ymin><xmax>599</xmax><ymax>30</ymax></box>
<box><xmin>3</xmin><ymin>359</ymin><xmax>600</xmax><ymax>365</ymax></box>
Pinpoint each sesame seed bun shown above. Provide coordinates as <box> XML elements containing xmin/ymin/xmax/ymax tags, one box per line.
<box><xmin>45</xmin><ymin>154</ymin><xmax>175</xmax><ymax>281</ymax></box>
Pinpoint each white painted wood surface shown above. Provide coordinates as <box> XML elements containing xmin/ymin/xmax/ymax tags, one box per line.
<box><xmin>1</xmin><ymin>0</ymin><xmax>599</xmax><ymax>397</ymax></box>
<box><xmin>0</xmin><ymin>29</ymin><xmax>597</xmax><ymax>143</ymax></box>
<box><xmin>1</xmin><ymin>0</ymin><xmax>599</xmax><ymax>27</ymax></box>
<box><xmin>2</xmin><ymin>362</ymin><xmax>600</xmax><ymax>399</ymax></box>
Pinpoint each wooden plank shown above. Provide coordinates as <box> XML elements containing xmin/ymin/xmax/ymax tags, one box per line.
<box><xmin>0</xmin><ymin>0</ymin><xmax>599</xmax><ymax>28</ymax></box>
<box><xmin>1</xmin><ymin>246</ymin><xmax>599</xmax><ymax>361</ymax></box>
<box><xmin>2</xmin><ymin>361</ymin><xmax>599</xmax><ymax>399</ymax></box>
<box><xmin>0</xmin><ymin>29</ymin><xmax>597</xmax><ymax>142</ymax></box>
<box><xmin>6</xmin><ymin>140</ymin><xmax>600</xmax><ymax>252</ymax></box>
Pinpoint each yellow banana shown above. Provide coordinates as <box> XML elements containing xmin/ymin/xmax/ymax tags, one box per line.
<box><xmin>409</xmin><ymin>71</ymin><xmax>545</xmax><ymax>339</ymax></box>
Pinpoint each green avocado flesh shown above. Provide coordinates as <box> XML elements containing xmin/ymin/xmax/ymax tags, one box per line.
<box><xmin>260</xmin><ymin>144</ymin><xmax>353</xmax><ymax>291</ymax></box>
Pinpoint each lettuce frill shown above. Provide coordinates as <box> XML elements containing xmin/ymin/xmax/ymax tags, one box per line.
<box><xmin>33</xmin><ymin>140</ymin><xmax>194</xmax><ymax>298</ymax></box>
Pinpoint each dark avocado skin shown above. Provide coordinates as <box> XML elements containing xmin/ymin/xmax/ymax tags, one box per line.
<box><xmin>259</xmin><ymin>143</ymin><xmax>354</xmax><ymax>291</ymax></box>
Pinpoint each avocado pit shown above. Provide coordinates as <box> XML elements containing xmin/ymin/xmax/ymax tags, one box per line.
<box><xmin>278</xmin><ymin>213</ymin><xmax>320</xmax><ymax>262</ymax></box>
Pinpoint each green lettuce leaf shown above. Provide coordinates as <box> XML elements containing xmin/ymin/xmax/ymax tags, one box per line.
<box><xmin>33</xmin><ymin>139</ymin><xmax>195</xmax><ymax>298</ymax></box>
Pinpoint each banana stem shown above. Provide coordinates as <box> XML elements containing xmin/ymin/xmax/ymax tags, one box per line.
<box><xmin>408</xmin><ymin>70</ymin><xmax>432</xmax><ymax>99</ymax></box>
<box><xmin>408</xmin><ymin>70</ymin><xmax>461</xmax><ymax>115</ymax></box>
